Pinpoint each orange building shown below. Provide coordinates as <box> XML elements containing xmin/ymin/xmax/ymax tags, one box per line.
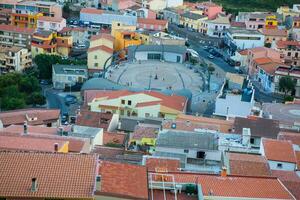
<box><xmin>114</xmin><ymin>30</ymin><xmax>142</xmax><ymax>52</ymax></box>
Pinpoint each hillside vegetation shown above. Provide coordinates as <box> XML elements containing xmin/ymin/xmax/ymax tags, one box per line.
<box><xmin>186</xmin><ymin>0</ymin><xmax>299</xmax><ymax>14</ymax></box>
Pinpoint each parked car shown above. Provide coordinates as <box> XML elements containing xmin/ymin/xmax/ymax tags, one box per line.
<box><xmin>177</xmin><ymin>24</ymin><xmax>184</xmax><ymax>28</ymax></box>
<box><xmin>207</xmin><ymin>54</ymin><xmax>214</xmax><ymax>59</ymax></box>
<box><xmin>64</xmin><ymin>94</ymin><xmax>77</xmax><ymax>105</ymax></box>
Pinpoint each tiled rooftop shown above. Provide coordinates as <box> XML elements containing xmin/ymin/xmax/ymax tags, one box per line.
<box><xmin>0</xmin><ymin>151</ymin><xmax>97</xmax><ymax>198</ymax></box>
<box><xmin>98</xmin><ymin>161</ymin><xmax>148</xmax><ymax>199</ymax></box>
<box><xmin>228</xmin><ymin>152</ymin><xmax>271</xmax><ymax>177</ymax></box>
<box><xmin>145</xmin><ymin>157</ymin><xmax>180</xmax><ymax>172</ymax></box>
<box><xmin>262</xmin><ymin>138</ymin><xmax>297</xmax><ymax>163</ymax></box>
<box><xmin>76</xmin><ymin>110</ymin><xmax>113</xmax><ymax>130</ymax></box>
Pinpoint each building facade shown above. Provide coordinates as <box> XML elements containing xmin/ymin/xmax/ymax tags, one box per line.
<box><xmin>37</xmin><ymin>16</ymin><xmax>66</xmax><ymax>32</ymax></box>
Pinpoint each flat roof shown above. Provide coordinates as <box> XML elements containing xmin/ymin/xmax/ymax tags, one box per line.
<box><xmin>227</xmin><ymin>28</ymin><xmax>263</xmax><ymax>35</ymax></box>
<box><xmin>53</xmin><ymin>64</ymin><xmax>87</xmax><ymax>76</ymax></box>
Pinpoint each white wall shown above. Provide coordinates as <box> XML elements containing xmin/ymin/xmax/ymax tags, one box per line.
<box><xmin>37</xmin><ymin>19</ymin><xmax>66</xmax><ymax>32</ymax></box>
<box><xmin>206</xmin><ymin>23</ymin><xmax>230</xmax><ymax>38</ymax></box>
<box><xmin>107</xmin><ymin>114</ymin><xmax>120</xmax><ymax>132</ymax></box>
<box><xmin>268</xmin><ymin>160</ymin><xmax>296</xmax><ymax>171</ymax></box>
<box><xmin>166</xmin><ymin>0</ymin><xmax>183</xmax><ymax>8</ymax></box>
<box><xmin>229</xmin><ymin>33</ymin><xmax>265</xmax><ymax>50</ymax></box>
<box><xmin>137</xmin><ymin>104</ymin><xmax>160</xmax><ymax>118</ymax></box>
<box><xmin>135</xmin><ymin>51</ymin><xmax>184</xmax><ymax>63</ymax></box>
<box><xmin>214</xmin><ymin>94</ymin><xmax>254</xmax><ymax>118</ymax></box>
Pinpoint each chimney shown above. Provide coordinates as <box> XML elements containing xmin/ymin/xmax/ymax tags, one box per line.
<box><xmin>31</xmin><ymin>178</ymin><xmax>38</xmax><ymax>192</ymax></box>
<box><xmin>186</xmin><ymin>120</ymin><xmax>191</xmax><ymax>127</ymax></box>
<box><xmin>242</xmin><ymin>128</ymin><xmax>251</xmax><ymax>148</ymax></box>
<box><xmin>54</xmin><ymin>143</ymin><xmax>59</xmax><ymax>152</ymax></box>
<box><xmin>221</xmin><ymin>166</ymin><xmax>227</xmax><ymax>177</ymax></box>
<box><xmin>23</xmin><ymin>121</ymin><xmax>28</xmax><ymax>135</ymax></box>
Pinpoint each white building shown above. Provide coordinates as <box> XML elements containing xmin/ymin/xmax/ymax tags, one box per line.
<box><xmin>37</xmin><ymin>16</ymin><xmax>66</xmax><ymax>32</ymax></box>
<box><xmin>166</xmin><ymin>0</ymin><xmax>183</xmax><ymax>8</ymax></box>
<box><xmin>52</xmin><ymin>64</ymin><xmax>88</xmax><ymax>89</ymax></box>
<box><xmin>260</xmin><ymin>138</ymin><xmax>297</xmax><ymax>171</ymax></box>
<box><xmin>224</xmin><ymin>28</ymin><xmax>265</xmax><ymax>55</ymax></box>
<box><xmin>201</xmin><ymin>14</ymin><xmax>231</xmax><ymax>38</ymax></box>
<box><xmin>214</xmin><ymin>73</ymin><xmax>255</xmax><ymax>118</ymax></box>
<box><xmin>0</xmin><ymin>46</ymin><xmax>31</xmax><ymax>74</ymax></box>
<box><xmin>128</xmin><ymin>45</ymin><xmax>187</xmax><ymax>63</ymax></box>
<box><xmin>154</xmin><ymin>129</ymin><xmax>221</xmax><ymax>172</ymax></box>
<box><xmin>80</xmin><ymin>8</ymin><xmax>137</xmax><ymax>26</ymax></box>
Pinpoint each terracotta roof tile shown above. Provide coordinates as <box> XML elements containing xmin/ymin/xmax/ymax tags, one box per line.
<box><xmin>0</xmin><ymin>151</ymin><xmax>97</xmax><ymax>198</ymax></box>
<box><xmin>271</xmin><ymin>170</ymin><xmax>300</xmax><ymax>199</ymax></box>
<box><xmin>228</xmin><ymin>153</ymin><xmax>271</xmax><ymax>177</ymax></box>
<box><xmin>137</xmin><ymin>18</ymin><xmax>168</xmax><ymax>26</ymax></box>
<box><xmin>276</xmin><ymin>40</ymin><xmax>300</xmax><ymax>49</ymax></box>
<box><xmin>0</xmin><ymin>24</ymin><xmax>35</xmax><ymax>34</ymax></box>
<box><xmin>146</xmin><ymin>157</ymin><xmax>180</xmax><ymax>172</ymax></box>
<box><xmin>0</xmin><ymin>135</ymin><xmax>68</xmax><ymax>152</ymax></box>
<box><xmin>38</xmin><ymin>16</ymin><xmax>65</xmax><ymax>23</ymax></box>
<box><xmin>76</xmin><ymin>110</ymin><xmax>113</xmax><ymax>130</ymax></box>
<box><xmin>0</xmin><ymin>109</ymin><xmax>60</xmax><ymax>127</ymax></box>
<box><xmin>278</xmin><ymin>131</ymin><xmax>300</xmax><ymax>146</ymax></box>
<box><xmin>177</xmin><ymin>114</ymin><xmax>234</xmax><ymax>133</ymax></box>
<box><xmin>132</xmin><ymin>126</ymin><xmax>158</xmax><ymax>140</ymax></box>
<box><xmin>90</xmin><ymin>33</ymin><xmax>114</xmax><ymax>42</ymax></box>
<box><xmin>92</xmin><ymin>146</ymin><xmax>125</xmax><ymax>160</ymax></box>
<box><xmin>238</xmin><ymin>49</ymin><xmax>249</xmax><ymax>55</ymax></box>
<box><xmin>88</xmin><ymin>45</ymin><xmax>113</xmax><ymax>53</ymax></box>
<box><xmin>0</xmin><ymin>126</ymin><xmax>86</xmax><ymax>153</ymax></box>
<box><xmin>296</xmin><ymin>151</ymin><xmax>300</xmax><ymax>170</ymax></box>
<box><xmin>163</xmin><ymin>119</ymin><xmax>221</xmax><ymax>132</ymax></box>
<box><xmin>103</xmin><ymin>131</ymin><xmax>126</xmax><ymax>145</ymax></box>
<box><xmin>262</xmin><ymin>138</ymin><xmax>297</xmax><ymax>163</ymax></box>
<box><xmin>157</xmin><ymin>172</ymin><xmax>294</xmax><ymax>199</ymax></box>
<box><xmin>81</xmin><ymin>7</ymin><xmax>104</xmax><ymax>15</ymax></box>
<box><xmin>260</xmin><ymin>28</ymin><xmax>288</xmax><ymax>36</ymax></box>
<box><xmin>98</xmin><ymin>161</ymin><xmax>148</xmax><ymax>199</ymax></box>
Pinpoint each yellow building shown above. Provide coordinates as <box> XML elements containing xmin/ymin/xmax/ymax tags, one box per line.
<box><xmin>56</xmin><ymin>30</ymin><xmax>73</xmax><ymax>57</ymax></box>
<box><xmin>87</xmin><ymin>33</ymin><xmax>114</xmax><ymax>71</ymax></box>
<box><xmin>31</xmin><ymin>30</ymin><xmax>57</xmax><ymax>58</ymax></box>
<box><xmin>265</xmin><ymin>15</ymin><xmax>278</xmax><ymax>29</ymax></box>
<box><xmin>11</xmin><ymin>12</ymin><xmax>43</xmax><ymax>28</ymax></box>
<box><xmin>114</xmin><ymin>30</ymin><xmax>142</xmax><ymax>52</ymax></box>
<box><xmin>111</xmin><ymin>21</ymin><xmax>136</xmax><ymax>37</ymax></box>
<box><xmin>180</xmin><ymin>12</ymin><xmax>208</xmax><ymax>32</ymax></box>
<box><xmin>136</xmin><ymin>31</ymin><xmax>150</xmax><ymax>44</ymax></box>
<box><xmin>130</xmin><ymin>126</ymin><xmax>158</xmax><ymax>147</ymax></box>
<box><xmin>88</xmin><ymin>90</ymin><xmax>187</xmax><ymax>120</ymax></box>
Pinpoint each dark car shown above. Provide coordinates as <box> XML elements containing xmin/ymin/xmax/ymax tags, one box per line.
<box><xmin>177</xmin><ymin>24</ymin><xmax>185</xmax><ymax>28</ymax></box>
<box><xmin>64</xmin><ymin>94</ymin><xmax>77</xmax><ymax>105</ymax></box>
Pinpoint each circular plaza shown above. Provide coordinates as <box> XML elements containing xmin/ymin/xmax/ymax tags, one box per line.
<box><xmin>106</xmin><ymin>60</ymin><xmax>204</xmax><ymax>95</ymax></box>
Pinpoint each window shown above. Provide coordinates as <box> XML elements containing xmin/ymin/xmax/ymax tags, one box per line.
<box><xmin>295</xmin><ymin>52</ymin><xmax>298</xmax><ymax>58</ymax></box>
<box><xmin>120</xmin><ymin>110</ymin><xmax>124</xmax><ymax>115</ymax></box>
<box><xmin>145</xmin><ymin>113</ymin><xmax>150</xmax><ymax>117</ymax></box>
<box><xmin>287</xmin><ymin>52</ymin><xmax>291</xmax><ymax>57</ymax></box>
<box><xmin>121</xmin><ymin>99</ymin><xmax>125</xmax><ymax>104</ymax></box>
<box><xmin>128</xmin><ymin>100</ymin><xmax>132</xmax><ymax>105</ymax></box>
<box><xmin>184</xmin><ymin>149</ymin><xmax>189</xmax><ymax>153</ymax></box>
<box><xmin>94</xmin><ymin>55</ymin><xmax>97</xmax><ymax>59</ymax></box>
<box><xmin>94</xmin><ymin>63</ymin><xmax>98</xmax><ymax>67</ymax></box>
<box><xmin>250</xmin><ymin>138</ymin><xmax>254</xmax><ymax>144</ymax></box>
<box><xmin>277</xmin><ymin>163</ymin><xmax>282</xmax><ymax>168</ymax></box>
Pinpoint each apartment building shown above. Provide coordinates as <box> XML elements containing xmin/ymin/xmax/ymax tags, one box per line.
<box><xmin>0</xmin><ymin>46</ymin><xmax>31</xmax><ymax>74</ymax></box>
<box><xmin>31</xmin><ymin>30</ymin><xmax>57</xmax><ymax>57</ymax></box>
<box><xmin>37</xmin><ymin>16</ymin><xmax>66</xmax><ymax>32</ymax></box>
<box><xmin>0</xmin><ymin>24</ymin><xmax>34</xmax><ymax>49</ymax></box>
<box><xmin>273</xmin><ymin>40</ymin><xmax>300</xmax><ymax>66</ymax></box>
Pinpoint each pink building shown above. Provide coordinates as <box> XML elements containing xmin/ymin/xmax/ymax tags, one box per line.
<box><xmin>246</xmin><ymin>47</ymin><xmax>282</xmax><ymax>75</ymax></box>
<box><xmin>137</xmin><ymin>18</ymin><xmax>168</xmax><ymax>31</ymax></box>
<box><xmin>37</xmin><ymin>16</ymin><xmax>66</xmax><ymax>32</ymax></box>
<box><xmin>197</xmin><ymin>1</ymin><xmax>222</xmax><ymax>20</ymax></box>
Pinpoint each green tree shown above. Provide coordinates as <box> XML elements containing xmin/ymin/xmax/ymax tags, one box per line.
<box><xmin>1</xmin><ymin>97</ymin><xmax>26</xmax><ymax>110</ymax></box>
<box><xmin>279</xmin><ymin>76</ymin><xmax>296</xmax><ymax>97</ymax></box>
<box><xmin>19</xmin><ymin>76</ymin><xmax>40</xmax><ymax>94</ymax></box>
<box><xmin>27</xmin><ymin>92</ymin><xmax>46</xmax><ymax>106</ymax></box>
<box><xmin>34</xmin><ymin>54</ymin><xmax>62</xmax><ymax>79</ymax></box>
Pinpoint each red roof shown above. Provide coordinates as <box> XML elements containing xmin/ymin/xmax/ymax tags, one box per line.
<box><xmin>276</xmin><ymin>40</ymin><xmax>300</xmax><ymax>49</ymax></box>
<box><xmin>98</xmin><ymin>161</ymin><xmax>148</xmax><ymax>199</ymax></box>
<box><xmin>0</xmin><ymin>24</ymin><xmax>35</xmax><ymax>34</ymax></box>
<box><xmin>103</xmin><ymin>131</ymin><xmax>126</xmax><ymax>145</ymax></box>
<box><xmin>0</xmin><ymin>108</ymin><xmax>60</xmax><ymax>127</ymax></box>
<box><xmin>132</xmin><ymin>126</ymin><xmax>158</xmax><ymax>140</ymax></box>
<box><xmin>90</xmin><ymin>33</ymin><xmax>114</xmax><ymax>42</ymax></box>
<box><xmin>38</xmin><ymin>16</ymin><xmax>65</xmax><ymax>23</ymax></box>
<box><xmin>137</xmin><ymin>18</ymin><xmax>168</xmax><ymax>26</ymax></box>
<box><xmin>262</xmin><ymin>138</ymin><xmax>297</xmax><ymax>163</ymax></box>
<box><xmin>230</xmin><ymin>21</ymin><xmax>246</xmax><ymax>28</ymax></box>
<box><xmin>160</xmin><ymin>172</ymin><xmax>294</xmax><ymax>199</ymax></box>
<box><xmin>278</xmin><ymin>131</ymin><xmax>300</xmax><ymax>146</ymax></box>
<box><xmin>296</xmin><ymin>151</ymin><xmax>300</xmax><ymax>170</ymax></box>
<box><xmin>76</xmin><ymin>110</ymin><xmax>113</xmax><ymax>130</ymax></box>
<box><xmin>146</xmin><ymin>157</ymin><xmax>180</xmax><ymax>172</ymax></box>
<box><xmin>239</xmin><ymin>49</ymin><xmax>249</xmax><ymax>55</ymax></box>
<box><xmin>260</xmin><ymin>28</ymin><xmax>288</xmax><ymax>37</ymax></box>
<box><xmin>272</xmin><ymin>170</ymin><xmax>300</xmax><ymax>199</ymax></box>
<box><xmin>81</xmin><ymin>8</ymin><xmax>104</xmax><ymax>15</ymax></box>
<box><xmin>88</xmin><ymin>45</ymin><xmax>113</xmax><ymax>53</ymax></box>
<box><xmin>228</xmin><ymin>153</ymin><xmax>271</xmax><ymax>177</ymax></box>
<box><xmin>0</xmin><ymin>151</ymin><xmax>97</xmax><ymax>198</ymax></box>
<box><xmin>0</xmin><ymin>135</ymin><xmax>67</xmax><ymax>152</ymax></box>
<box><xmin>90</xmin><ymin>90</ymin><xmax>187</xmax><ymax>112</ymax></box>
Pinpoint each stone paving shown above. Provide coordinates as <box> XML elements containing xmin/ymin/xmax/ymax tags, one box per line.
<box><xmin>107</xmin><ymin>60</ymin><xmax>204</xmax><ymax>95</ymax></box>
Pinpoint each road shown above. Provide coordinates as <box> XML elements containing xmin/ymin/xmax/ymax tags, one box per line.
<box><xmin>169</xmin><ymin>23</ymin><xmax>283</xmax><ymax>103</ymax></box>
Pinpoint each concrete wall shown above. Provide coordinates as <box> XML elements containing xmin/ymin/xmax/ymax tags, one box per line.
<box><xmin>268</xmin><ymin>160</ymin><xmax>296</xmax><ymax>171</ymax></box>
<box><xmin>80</xmin><ymin>12</ymin><xmax>137</xmax><ymax>26</ymax></box>
<box><xmin>107</xmin><ymin>113</ymin><xmax>119</xmax><ymax>132</ymax></box>
<box><xmin>134</xmin><ymin>51</ymin><xmax>184</xmax><ymax>63</ymax></box>
<box><xmin>214</xmin><ymin>94</ymin><xmax>254</xmax><ymax>118</ymax></box>
<box><xmin>87</xmin><ymin>49</ymin><xmax>112</xmax><ymax>70</ymax></box>
<box><xmin>166</xmin><ymin>0</ymin><xmax>183</xmax><ymax>8</ymax></box>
